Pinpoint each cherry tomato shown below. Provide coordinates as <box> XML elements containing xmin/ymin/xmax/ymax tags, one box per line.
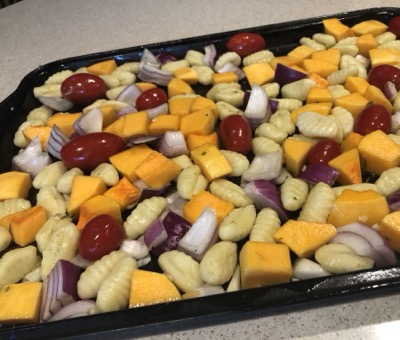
<box><xmin>388</xmin><ymin>16</ymin><xmax>400</xmax><ymax>39</ymax></box>
<box><xmin>354</xmin><ymin>104</ymin><xmax>392</xmax><ymax>136</ymax></box>
<box><xmin>306</xmin><ymin>139</ymin><xmax>341</xmax><ymax>165</ymax></box>
<box><xmin>79</xmin><ymin>214</ymin><xmax>125</xmax><ymax>261</ymax></box>
<box><xmin>135</xmin><ymin>87</ymin><xmax>168</xmax><ymax>111</ymax></box>
<box><xmin>368</xmin><ymin>64</ymin><xmax>400</xmax><ymax>93</ymax></box>
<box><xmin>60</xmin><ymin>132</ymin><xmax>125</xmax><ymax>172</ymax></box>
<box><xmin>225</xmin><ymin>32</ymin><xmax>266</xmax><ymax>58</ymax></box>
<box><xmin>61</xmin><ymin>73</ymin><xmax>107</xmax><ymax>106</ymax></box>
<box><xmin>219</xmin><ymin>114</ymin><xmax>252</xmax><ymax>154</ymax></box>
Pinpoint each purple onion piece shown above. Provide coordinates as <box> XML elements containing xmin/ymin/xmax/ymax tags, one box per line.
<box><xmin>37</xmin><ymin>95</ymin><xmax>74</xmax><ymax>112</ymax></box>
<box><xmin>242</xmin><ymin>151</ymin><xmax>283</xmax><ymax>182</ymax></box>
<box><xmin>73</xmin><ymin>107</ymin><xmax>103</xmax><ymax>135</ymax></box>
<box><xmin>133</xmin><ymin>179</ymin><xmax>171</xmax><ymax>203</ymax></box>
<box><xmin>126</xmin><ymin>134</ymin><xmax>162</xmax><ymax>147</ymax></box>
<box><xmin>243</xmin><ymin>179</ymin><xmax>288</xmax><ymax>221</ymax></box>
<box><xmin>203</xmin><ymin>44</ymin><xmax>217</xmax><ymax>69</ymax></box>
<box><xmin>143</xmin><ymin>218</ymin><xmax>168</xmax><ymax>249</ymax></box>
<box><xmin>269</xmin><ymin>98</ymin><xmax>279</xmax><ymax>114</ymax></box>
<box><xmin>274</xmin><ymin>63</ymin><xmax>308</xmax><ymax>87</ymax></box>
<box><xmin>383</xmin><ymin>81</ymin><xmax>398</xmax><ymax>101</ymax></box>
<box><xmin>298</xmin><ymin>163</ymin><xmax>339</xmax><ymax>186</ymax></box>
<box><xmin>147</xmin><ymin>102</ymin><xmax>169</xmax><ymax>119</ymax></box>
<box><xmin>116</xmin><ymin>83</ymin><xmax>143</xmax><ymax>106</ymax></box>
<box><xmin>46</xmin><ymin>125</ymin><xmax>70</xmax><ymax>159</ymax></box>
<box><xmin>218</xmin><ymin>62</ymin><xmax>246</xmax><ymax>80</ymax></box>
<box><xmin>158</xmin><ymin>130</ymin><xmax>189</xmax><ymax>158</ymax></box>
<box><xmin>156</xmin><ymin>51</ymin><xmax>177</xmax><ymax>65</ymax></box>
<box><xmin>244</xmin><ymin>83</ymin><xmax>271</xmax><ymax>129</ymax></box>
<box><xmin>140</xmin><ymin>48</ymin><xmax>161</xmax><ymax>68</ymax></box>
<box><xmin>138</xmin><ymin>63</ymin><xmax>173</xmax><ymax>86</ymax></box>
<box><xmin>48</xmin><ymin>300</ymin><xmax>96</xmax><ymax>322</ymax></box>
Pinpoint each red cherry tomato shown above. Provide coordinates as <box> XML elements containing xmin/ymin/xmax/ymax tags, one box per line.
<box><xmin>225</xmin><ymin>32</ymin><xmax>266</xmax><ymax>58</ymax></box>
<box><xmin>354</xmin><ymin>104</ymin><xmax>392</xmax><ymax>136</ymax></box>
<box><xmin>79</xmin><ymin>214</ymin><xmax>125</xmax><ymax>261</ymax></box>
<box><xmin>388</xmin><ymin>16</ymin><xmax>400</xmax><ymax>39</ymax></box>
<box><xmin>307</xmin><ymin>139</ymin><xmax>341</xmax><ymax>165</ymax></box>
<box><xmin>60</xmin><ymin>132</ymin><xmax>125</xmax><ymax>171</ymax></box>
<box><xmin>135</xmin><ymin>87</ymin><xmax>168</xmax><ymax>111</ymax></box>
<box><xmin>368</xmin><ymin>64</ymin><xmax>400</xmax><ymax>93</ymax></box>
<box><xmin>61</xmin><ymin>73</ymin><xmax>107</xmax><ymax>106</ymax></box>
<box><xmin>219</xmin><ymin>114</ymin><xmax>252</xmax><ymax>154</ymax></box>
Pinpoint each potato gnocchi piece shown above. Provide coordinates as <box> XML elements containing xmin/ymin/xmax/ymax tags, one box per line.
<box><xmin>219</xmin><ymin>149</ymin><xmax>249</xmax><ymax>177</ymax></box>
<box><xmin>111</xmin><ymin>69</ymin><xmax>136</xmax><ymax>86</ymax></box>
<box><xmin>36</xmin><ymin>185</ymin><xmax>67</xmax><ymax>218</ymax></box>
<box><xmin>0</xmin><ymin>227</ymin><xmax>12</xmax><ymax>252</ymax></box>
<box><xmin>298</xmin><ymin>182</ymin><xmax>335</xmax><ymax>223</ymax></box>
<box><xmin>206</xmin><ymin>82</ymin><xmax>244</xmax><ymax>107</ymax></box>
<box><xmin>334</xmin><ymin>41</ymin><xmax>358</xmax><ymax>57</ymax></box>
<box><xmin>327</xmin><ymin>85</ymin><xmax>350</xmax><ymax>100</ymax></box>
<box><xmin>375</xmin><ymin>167</ymin><xmax>400</xmax><ymax>196</ymax></box>
<box><xmin>281</xmin><ymin>177</ymin><xmax>309</xmax><ymax>211</ymax></box>
<box><xmin>390</xmin><ymin>133</ymin><xmax>400</xmax><ymax>144</ymax></box>
<box><xmin>315</xmin><ymin>243</ymin><xmax>374</xmax><ymax>274</ymax></box>
<box><xmin>255</xmin><ymin>122</ymin><xmax>288</xmax><ymax>145</ymax></box>
<box><xmin>312</xmin><ymin>33</ymin><xmax>336</xmax><ymax>48</ymax></box>
<box><xmin>33</xmin><ymin>161</ymin><xmax>68</xmax><ymax>189</ymax></box>
<box><xmin>299</xmin><ymin>37</ymin><xmax>326</xmax><ymax>51</ymax></box>
<box><xmin>226</xmin><ymin>265</ymin><xmax>241</xmax><ymax>292</ymax></box>
<box><xmin>216</xmin><ymin>101</ymin><xmax>244</xmax><ymax>120</ymax></box>
<box><xmin>78</xmin><ymin>250</ymin><xmax>130</xmax><ymax>299</ymax></box>
<box><xmin>158</xmin><ymin>250</ymin><xmax>204</xmax><ymax>293</ymax></box>
<box><xmin>170</xmin><ymin>154</ymin><xmax>194</xmax><ymax>170</ymax></box>
<box><xmin>91</xmin><ymin>163</ymin><xmax>119</xmax><ymax>186</ymax></box>
<box><xmin>273</xmin><ymin>167</ymin><xmax>293</xmax><ymax>185</ymax></box>
<box><xmin>161</xmin><ymin>59</ymin><xmax>190</xmax><ymax>73</ymax></box>
<box><xmin>340</xmin><ymin>55</ymin><xmax>368</xmax><ymax>79</ymax></box>
<box><xmin>249</xmin><ymin>207</ymin><xmax>281</xmax><ymax>242</ymax></box>
<box><xmin>27</xmin><ymin>105</ymin><xmax>53</xmax><ymax>123</ymax></box>
<box><xmin>296</xmin><ymin>111</ymin><xmax>339</xmax><ymax>139</ymax></box>
<box><xmin>192</xmin><ymin>65</ymin><xmax>214</xmax><ymax>85</ymax></box>
<box><xmin>276</xmin><ymin>98</ymin><xmax>303</xmax><ymax>112</ymax></box>
<box><xmin>95</xmin><ymin>256</ymin><xmax>137</xmax><ymax>313</ymax></box>
<box><xmin>243</xmin><ymin>49</ymin><xmax>274</xmax><ymax>66</ymax></box>
<box><xmin>33</xmin><ymin>83</ymin><xmax>62</xmax><ymax>98</ymax></box>
<box><xmin>44</xmin><ymin>70</ymin><xmax>74</xmax><ymax>85</ymax></box>
<box><xmin>177</xmin><ymin>164</ymin><xmax>208</xmax><ymax>200</ymax></box>
<box><xmin>219</xmin><ymin>205</ymin><xmax>256</xmax><ymax>241</ymax></box>
<box><xmin>124</xmin><ymin>196</ymin><xmax>167</xmax><ymax>239</ymax></box>
<box><xmin>0</xmin><ymin>198</ymin><xmax>31</xmax><ymax>220</ymax></box>
<box><xmin>379</xmin><ymin>40</ymin><xmax>400</xmax><ymax>50</ymax></box>
<box><xmin>214</xmin><ymin>51</ymin><xmax>241</xmax><ymax>72</ymax></box>
<box><xmin>330</xmin><ymin>106</ymin><xmax>354</xmax><ymax>137</ymax></box>
<box><xmin>56</xmin><ymin>167</ymin><xmax>84</xmax><ymax>195</ymax></box>
<box><xmin>199</xmin><ymin>241</ymin><xmax>237</xmax><ymax>285</ymax></box>
<box><xmin>83</xmin><ymin>99</ymin><xmax>129</xmax><ymax>114</ymax></box>
<box><xmin>328</xmin><ymin>115</ymin><xmax>344</xmax><ymax>144</ymax></box>
<box><xmin>99</xmin><ymin>74</ymin><xmax>122</xmax><ymax>89</ymax></box>
<box><xmin>252</xmin><ymin>136</ymin><xmax>282</xmax><ymax>155</ymax></box>
<box><xmin>376</xmin><ymin>31</ymin><xmax>397</xmax><ymax>45</ymax></box>
<box><xmin>270</xmin><ymin>109</ymin><xmax>296</xmax><ymax>135</ymax></box>
<box><xmin>106</xmin><ymin>85</ymin><xmax>126</xmax><ymax>100</ymax></box>
<box><xmin>262</xmin><ymin>82</ymin><xmax>280</xmax><ymax>98</ymax></box>
<box><xmin>394</xmin><ymin>92</ymin><xmax>400</xmax><ymax>113</ymax></box>
<box><xmin>281</xmin><ymin>78</ymin><xmax>317</xmax><ymax>101</ymax></box>
<box><xmin>116</xmin><ymin>61</ymin><xmax>140</xmax><ymax>74</ymax></box>
<box><xmin>210</xmin><ymin>178</ymin><xmax>253</xmax><ymax>207</ymax></box>
<box><xmin>327</xmin><ymin>65</ymin><xmax>359</xmax><ymax>85</ymax></box>
<box><xmin>185</xmin><ymin>49</ymin><xmax>206</xmax><ymax>66</ymax></box>
<box><xmin>14</xmin><ymin>119</ymin><xmax>45</xmax><ymax>148</ymax></box>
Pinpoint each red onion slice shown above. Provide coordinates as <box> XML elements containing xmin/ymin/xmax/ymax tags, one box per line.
<box><xmin>244</xmin><ymin>83</ymin><xmax>271</xmax><ymax>129</ymax></box>
<box><xmin>37</xmin><ymin>95</ymin><xmax>74</xmax><ymax>112</ymax></box>
<box><xmin>203</xmin><ymin>44</ymin><xmax>217</xmax><ymax>68</ymax></box>
<box><xmin>242</xmin><ymin>150</ymin><xmax>283</xmax><ymax>182</ymax></box>
<box><xmin>116</xmin><ymin>83</ymin><xmax>143</xmax><ymax>106</ymax></box>
<box><xmin>387</xmin><ymin>189</ymin><xmax>400</xmax><ymax>212</ymax></box>
<box><xmin>138</xmin><ymin>63</ymin><xmax>173</xmax><ymax>86</ymax></box>
<box><xmin>147</xmin><ymin>102</ymin><xmax>169</xmax><ymax>119</ymax></box>
<box><xmin>143</xmin><ymin>218</ymin><xmax>168</xmax><ymax>249</ymax></box>
<box><xmin>218</xmin><ymin>62</ymin><xmax>246</xmax><ymax>80</ymax></box>
<box><xmin>158</xmin><ymin>130</ymin><xmax>189</xmax><ymax>157</ymax></box>
<box><xmin>140</xmin><ymin>48</ymin><xmax>162</xmax><ymax>68</ymax></box>
<box><xmin>73</xmin><ymin>107</ymin><xmax>103</xmax><ymax>135</ymax></box>
<box><xmin>48</xmin><ymin>300</ymin><xmax>96</xmax><ymax>322</ymax></box>
<box><xmin>156</xmin><ymin>51</ymin><xmax>177</xmax><ymax>65</ymax></box>
<box><xmin>383</xmin><ymin>81</ymin><xmax>398</xmax><ymax>101</ymax></box>
<box><xmin>46</xmin><ymin>125</ymin><xmax>70</xmax><ymax>159</ymax></box>
<box><xmin>274</xmin><ymin>63</ymin><xmax>308</xmax><ymax>87</ymax></box>
<box><xmin>298</xmin><ymin>163</ymin><xmax>339</xmax><ymax>186</ymax></box>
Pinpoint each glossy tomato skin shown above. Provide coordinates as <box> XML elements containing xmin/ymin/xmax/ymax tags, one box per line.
<box><xmin>61</xmin><ymin>132</ymin><xmax>125</xmax><ymax>172</ymax></box>
<box><xmin>219</xmin><ymin>114</ymin><xmax>252</xmax><ymax>154</ymax></box>
<box><xmin>368</xmin><ymin>64</ymin><xmax>400</xmax><ymax>93</ymax></box>
<box><xmin>225</xmin><ymin>32</ymin><xmax>266</xmax><ymax>58</ymax></box>
<box><xmin>307</xmin><ymin>139</ymin><xmax>341</xmax><ymax>165</ymax></box>
<box><xmin>388</xmin><ymin>16</ymin><xmax>400</xmax><ymax>39</ymax></box>
<box><xmin>354</xmin><ymin>104</ymin><xmax>392</xmax><ymax>135</ymax></box>
<box><xmin>61</xmin><ymin>73</ymin><xmax>107</xmax><ymax>106</ymax></box>
<box><xmin>135</xmin><ymin>87</ymin><xmax>168</xmax><ymax>111</ymax></box>
<box><xmin>79</xmin><ymin>214</ymin><xmax>125</xmax><ymax>261</ymax></box>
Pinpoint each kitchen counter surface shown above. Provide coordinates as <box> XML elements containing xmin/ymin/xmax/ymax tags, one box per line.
<box><xmin>1</xmin><ymin>1</ymin><xmax>400</xmax><ymax>339</ymax></box>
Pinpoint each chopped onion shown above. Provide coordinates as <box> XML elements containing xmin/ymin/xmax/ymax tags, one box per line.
<box><xmin>119</xmin><ymin>239</ymin><xmax>149</xmax><ymax>259</ymax></box>
<box><xmin>274</xmin><ymin>63</ymin><xmax>307</xmax><ymax>87</ymax></box>
<box><xmin>203</xmin><ymin>44</ymin><xmax>217</xmax><ymax>68</ymax></box>
<box><xmin>46</xmin><ymin>125</ymin><xmax>70</xmax><ymax>159</ymax></box>
<box><xmin>37</xmin><ymin>95</ymin><xmax>74</xmax><ymax>112</ymax></box>
<box><xmin>133</xmin><ymin>179</ymin><xmax>171</xmax><ymax>203</ymax></box>
<box><xmin>143</xmin><ymin>218</ymin><xmax>168</xmax><ymax>249</ymax></box>
<box><xmin>387</xmin><ymin>189</ymin><xmax>400</xmax><ymax>212</ymax></box>
<box><xmin>165</xmin><ymin>190</ymin><xmax>187</xmax><ymax>216</ymax></box>
<box><xmin>384</xmin><ymin>81</ymin><xmax>398</xmax><ymax>102</ymax></box>
<box><xmin>242</xmin><ymin>150</ymin><xmax>283</xmax><ymax>182</ymax></box>
<box><xmin>12</xmin><ymin>136</ymin><xmax>52</xmax><ymax>177</ymax></box>
<box><xmin>116</xmin><ymin>105</ymin><xmax>137</xmax><ymax>118</ymax></box>
<box><xmin>244</xmin><ymin>83</ymin><xmax>271</xmax><ymax>129</ymax></box>
<box><xmin>116</xmin><ymin>83</ymin><xmax>142</xmax><ymax>105</ymax></box>
<box><xmin>138</xmin><ymin>63</ymin><xmax>173</xmax><ymax>86</ymax></box>
<box><xmin>140</xmin><ymin>48</ymin><xmax>161</xmax><ymax>68</ymax></box>
<box><xmin>292</xmin><ymin>258</ymin><xmax>331</xmax><ymax>280</ymax></box>
<box><xmin>218</xmin><ymin>62</ymin><xmax>246</xmax><ymax>80</ymax></box>
<box><xmin>126</xmin><ymin>134</ymin><xmax>161</xmax><ymax>147</ymax></box>
<box><xmin>243</xmin><ymin>179</ymin><xmax>288</xmax><ymax>221</ymax></box>
<box><xmin>178</xmin><ymin>206</ymin><xmax>218</xmax><ymax>261</ymax></box>
<box><xmin>158</xmin><ymin>130</ymin><xmax>189</xmax><ymax>157</ymax></box>
<box><xmin>269</xmin><ymin>98</ymin><xmax>279</xmax><ymax>114</ymax></box>
<box><xmin>70</xmin><ymin>253</ymin><xmax>93</xmax><ymax>269</ymax></box>
<box><xmin>48</xmin><ymin>300</ymin><xmax>95</xmax><ymax>322</ymax></box>
<box><xmin>147</xmin><ymin>102</ymin><xmax>169</xmax><ymax>119</ymax></box>
<box><xmin>156</xmin><ymin>51</ymin><xmax>177</xmax><ymax>65</ymax></box>
<box><xmin>73</xmin><ymin>107</ymin><xmax>103</xmax><ymax>135</ymax></box>
<box><xmin>298</xmin><ymin>163</ymin><xmax>339</xmax><ymax>186</ymax></box>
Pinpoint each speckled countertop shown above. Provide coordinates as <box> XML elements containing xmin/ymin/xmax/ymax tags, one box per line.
<box><xmin>1</xmin><ymin>0</ymin><xmax>400</xmax><ymax>339</ymax></box>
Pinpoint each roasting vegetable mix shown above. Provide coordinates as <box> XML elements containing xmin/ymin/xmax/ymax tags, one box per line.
<box><xmin>2</xmin><ymin>14</ymin><xmax>400</xmax><ymax>328</ymax></box>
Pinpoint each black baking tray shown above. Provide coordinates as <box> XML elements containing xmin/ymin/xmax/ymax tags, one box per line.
<box><xmin>1</xmin><ymin>7</ymin><xmax>400</xmax><ymax>340</ymax></box>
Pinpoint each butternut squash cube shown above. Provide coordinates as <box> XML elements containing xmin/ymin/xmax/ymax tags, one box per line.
<box><xmin>183</xmin><ymin>190</ymin><xmax>234</xmax><ymax>225</ymax></box>
<box><xmin>322</xmin><ymin>18</ymin><xmax>354</xmax><ymax>41</ymax></box>
<box><xmin>290</xmin><ymin>102</ymin><xmax>332</xmax><ymax>123</ymax></box>
<box><xmin>0</xmin><ymin>282</ymin><xmax>43</xmax><ymax>325</ymax></box>
<box><xmin>149</xmin><ymin>114</ymin><xmax>180</xmax><ymax>135</ymax></box>
<box><xmin>239</xmin><ymin>241</ymin><xmax>292</xmax><ymax>289</ymax></box>
<box><xmin>283</xmin><ymin>138</ymin><xmax>313</xmax><ymax>176</ymax></box>
<box><xmin>46</xmin><ymin>112</ymin><xmax>82</xmax><ymax>137</ymax></box>
<box><xmin>273</xmin><ymin>219</ymin><xmax>337</xmax><ymax>258</ymax></box>
<box><xmin>167</xmin><ymin>77</ymin><xmax>195</xmax><ymax>97</ymax></box>
<box><xmin>308</xmin><ymin>72</ymin><xmax>329</xmax><ymax>88</ymax></box>
<box><xmin>340</xmin><ymin>131</ymin><xmax>364</xmax><ymax>153</ymax></box>
<box><xmin>306</xmin><ymin>87</ymin><xmax>333</xmax><ymax>104</ymax></box>
<box><xmin>135</xmin><ymin>150</ymin><xmax>182</xmax><ymax>188</ymax></box>
<box><xmin>87</xmin><ymin>59</ymin><xmax>117</xmax><ymax>75</ymax></box>
<box><xmin>211</xmin><ymin>72</ymin><xmax>238</xmax><ymax>85</ymax></box>
<box><xmin>186</xmin><ymin>132</ymin><xmax>219</xmax><ymax>151</ymax></box>
<box><xmin>351</xmin><ymin>20</ymin><xmax>388</xmax><ymax>37</ymax></box>
<box><xmin>109</xmin><ymin>144</ymin><xmax>153</xmax><ymax>182</ymax></box>
<box><xmin>344</xmin><ymin>76</ymin><xmax>370</xmax><ymax>94</ymax></box>
<box><xmin>333</xmin><ymin>92</ymin><xmax>369</xmax><ymax>118</ymax></box>
<box><xmin>104</xmin><ymin>177</ymin><xmax>140</xmax><ymax>210</ymax></box>
<box><xmin>242</xmin><ymin>62</ymin><xmax>275</xmax><ymax>86</ymax></box>
<box><xmin>135</xmin><ymin>82</ymin><xmax>157</xmax><ymax>92</ymax></box>
<box><xmin>22</xmin><ymin>125</ymin><xmax>52</xmax><ymax>150</ymax></box>
<box><xmin>311</xmin><ymin>48</ymin><xmax>341</xmax><ymax>66</ymax></box>
<box><xmin>168</xmin><ymin>96</ymin><xmax>196</xmax><ymax>116</ymax></box>
<box><xmin>191</xmin><ymin>96</ymin><xmax>218</xmax><ymax>117</ymax></box>
<box><xmin>358</xmin><ymin>129</ymin><xmax>400</xmax><ymax>175</ymax></box>
<box><xmin>67</xmin><ymin>175</ymin><xmax>107</xmax><ymax>217</ymax></box>
<box><xmin>180</xmin><ymin>108</ymin><xmax>216</xmax><ymax>137</ymax></box>
<box><xmin>379</xmin><ymin>211</ymin><xmax>400</xmax><ymax>252</ymax></box>
<box><xmin>356</xmin><ymin>33</ymin><xmax>378</xmax><ymax>57</ymax></box>
<box><xmin>5</xmin><ymin>205</ymin><xmax>47</xmax><ymax>247</ymax></box>
<box><xmin>76</xmin><ymin>195</ymin><xmax>122</xmax><ymax>230</ymax></box>
<box><xmin>129</xmin><ymin>269</ymin><xmax>181</xmax><ymax>308</ymax></box>
<box><xmin>174</xmin><ymin>66</ymin><xmax>198</xmax><ymax>84</ymax></box>
<box><xmin>103</xmin><ymin>111</ymin><xmax>150</xmax><ymax>139</ymax></box>
<box><xmin>369</xmin><ymin>48</ymin><xmax>400</xmax><ymax>67</ymax></box>
<box><xmin>190</xmin><ymin>143</ymin><xmax>232</xmax><ymax>181</ymax></box>
<box><xmin>363</xmin><ymin>85</ymin><xmax>393</xmax><ymax>113</ymax></box>
<box><xmin>99</xmin><ymin>105</ymin><xmax>118</xmax><ymax>127</ymax></box>
<box><xmin>287</xmin><ymin>45</ymin><xmax>314</xmax><ymax>60</ymax></box>
<box><xmin>0</xmin><ymin>171</ymin><xmax>32</xmax><ymax>201</ymax></box>
<box><xmin>328</xmin><ymin>148</ymin><xmax>362</xmax><ymax>186</ymax></box>
<box><xmin>270</xmin><ymin>56</ymin><xmax>302</xmax><ymax>69</ymax></box>
<box><xmin>300</xmin><ymin>59</ymin><xmax>338</xmax><ymax>78</ymax></box>
<box><xmin>328</xmin><ymin>189</ymin><xmax>390</xmax><ymax>227</ymax></box>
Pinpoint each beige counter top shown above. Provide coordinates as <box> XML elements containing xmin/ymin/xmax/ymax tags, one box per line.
<box><xmin>1</xmin><ymin>0</ymin><xmax>400</xmax><ymax>339</ymax></box>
